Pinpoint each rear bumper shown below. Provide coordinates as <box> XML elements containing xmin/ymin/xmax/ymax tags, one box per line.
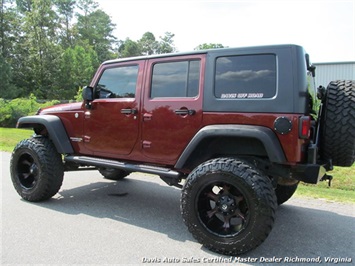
<box><xmin>291</xmin><ymin>164</ymin><xmax>327</xmax><ymax>184</ymax></box>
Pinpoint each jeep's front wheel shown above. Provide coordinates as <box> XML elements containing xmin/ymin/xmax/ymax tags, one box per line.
<box><xmin>320</xmin><ymin>80</ymin><xmax>354</xmax><ymax>166</ymax></box>
<box><xmin>181</xmin><ymin>158</ymin><xmax>277</xmax><ymax>255</ymax></box>
<box><xmin>10</xmin><ymin>137</ymin><xmax>64</xmax><ymax>202</ymax></box>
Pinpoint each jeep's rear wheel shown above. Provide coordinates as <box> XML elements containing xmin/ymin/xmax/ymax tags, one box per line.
<box><xmin>10</xmin><ymin>137</ymin><xmax>64</xmax><ymax>202</ymax></box>
<box><xmin>320</xmin><ymin>80</ymin><xmax>355</xmax><ymax>166</ymax></box>
<box><xmin>99</xmin><ymin>168</ymin><xmax>130</xmax><ymax>180</ymax></box>
<box><xmin>181</xmin><ymin>158</ymin><xmax>277</xmax><ymax>255</ymax></box>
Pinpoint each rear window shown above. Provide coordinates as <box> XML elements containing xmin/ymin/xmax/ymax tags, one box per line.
<box><xmin>151</xmin><ymin>60</ymin><xmax>200</xmax><ymax>98</ymax></box>
<box><xmin>214</xmin><ymin>54</ymin><xmax>277</xmax><ymax>99</ymax></box>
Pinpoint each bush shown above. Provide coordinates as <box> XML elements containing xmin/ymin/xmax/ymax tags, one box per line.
<box><xmin>0</xmin><ymin>94</ymin><xmax>59</xmax><ymax>127</ymax></box>
<box><xmin>74</xmin><ymin>86</ymin><xmax>84</xmax><ymax>102</ymax></box>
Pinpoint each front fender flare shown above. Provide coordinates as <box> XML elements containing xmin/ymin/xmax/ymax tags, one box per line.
<box><xmin>175</xmin><ymin>125</ymin><xmax>286</xmax><ymax>169</ymax></box>
<box><xmin>17</xmin><ymin>115</ymin><xmax>74</xmax><ymax>154</ymax></box>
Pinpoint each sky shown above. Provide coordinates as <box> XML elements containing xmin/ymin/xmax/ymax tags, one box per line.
<box><xmin>96</xmin><ymin>0</ymin><xmax>355</xmax><ymax>63</ymax></box>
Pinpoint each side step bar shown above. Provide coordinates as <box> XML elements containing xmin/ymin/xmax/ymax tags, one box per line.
<box><xmin>64</xmin><ymin>155</ymin><xmax>182</xmax><ymax>179</ymax></box>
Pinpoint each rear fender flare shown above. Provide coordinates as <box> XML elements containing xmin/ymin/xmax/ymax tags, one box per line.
<box><xmin>175</xmin><ymin>125</ymin><xmax>286</xmax><ymax>169</ymax></box>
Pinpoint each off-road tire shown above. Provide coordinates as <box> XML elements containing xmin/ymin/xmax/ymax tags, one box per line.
<box><xmin>10</xmin><ymin>137</ymin><xmax>64</xmax><ymax>202</ymax></box>
<box><xmin>275</xmin><ymin>183</ymin><xmax>298</xmax><ymax>205</ymax></box>
<box><xmin>320</xmin><ymin>80</ymin><xmax>355</xmax><ymax>166</ymax></box>
<box><xmin>99</xmin><ymin>168</ymin><xmax>130</xmax><ymax>180</ymax></box>
<box><xmin>181</xmin><ymin>158</ymin><xmax>277</xmax><ymax>255</ymax></box>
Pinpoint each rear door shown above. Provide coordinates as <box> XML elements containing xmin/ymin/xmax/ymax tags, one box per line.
<box><xmin>141</xmin><ymin>55</ymin><xmax>205</xmax><ymax>164</ymax></box>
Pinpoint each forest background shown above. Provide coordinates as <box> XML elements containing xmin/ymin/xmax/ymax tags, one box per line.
<box><xmin>0</xmin><ymin>0</ymin><xmax>220</xmax><ymax>127</ymax></box>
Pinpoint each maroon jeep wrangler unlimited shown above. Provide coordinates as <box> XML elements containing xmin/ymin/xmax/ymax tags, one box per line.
<box><xmin>10</xmin><ymin>44</ymin><xmax>354</xmax><ymax>255</ymax></box>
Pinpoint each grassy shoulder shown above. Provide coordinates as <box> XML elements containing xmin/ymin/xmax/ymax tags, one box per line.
<box><xmin>296</xmin><ymin>184</ymin><xmax>354</xmax><ymax>203</ymax></box>
<box><xmin>1</xmin><ymin>127</ymin><xmax>354</xmax><ymax>203</ymax></box>
<box><xmin>0</xmin><ymin>128</ymin><xmax>33</xmax><ymax>152</ymax></box>
<box><xmin>297</xmin><ymin>165</ymin><xmax>355</xmax><ymax>203</ymax></box>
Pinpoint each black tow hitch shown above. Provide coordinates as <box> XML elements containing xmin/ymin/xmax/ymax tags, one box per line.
<box><xmin>321</xmin><ymin>174</ymin><xmax>333</xmax><ymax>187</ymax></box>
<box><xmin>320</xmin><ymin>159</ymin><xmax>333</xmax><ymax>187</ymax></box>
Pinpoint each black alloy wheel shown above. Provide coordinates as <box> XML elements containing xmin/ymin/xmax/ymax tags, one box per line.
<box><xmin>181</xmin><ymin>158</ymin><xmax>277</xmax><ymax>255</ymax></box>
<box><xmin>16</xmin><ymin>151</ymin><xmax>40</xmax><ymax>190</ymax></box>
<box><xmin>10</xmin><ymin>137</ymin><xmax>64</xmax><ymax>202</ymax></box>
<box><xmin>196</xmin><ymin>180</ymin><xmax>249</xmax><ymax>237</ymax></box>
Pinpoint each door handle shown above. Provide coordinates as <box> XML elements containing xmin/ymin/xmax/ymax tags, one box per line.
<box><xmin>143</xmin><ymin>113</ymin><xmax>152</xmax><ymax>121</ymax></box>
<box><xmin>121</xmin><ymin>108</ymin><xmax>137</xmax><ymax>115</ymax></box>
<box><xmin>174</xmin><ymin>109</ymin><xmax>196</xmax><ymax>116</ymax></box>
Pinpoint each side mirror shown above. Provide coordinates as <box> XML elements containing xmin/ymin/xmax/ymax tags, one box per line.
<box><xmin>82</xmin><ymin>86</ymin><xmax>94</xmax><ymax>109</ymax></box>
<box><xmin>82</xmin><ymin>86</ymin><xmax>93</xmax><ymax>101</ymax></box>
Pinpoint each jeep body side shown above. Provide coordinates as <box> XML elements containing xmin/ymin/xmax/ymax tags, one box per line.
<box><xmin>19</xmin><ymin>45</ymin><xmax>322</xmax><ymax>178</ymax></box>
<box><xmin>11</xmin><ymin>44</ymin><xmax>354</xmax><ymax>255</ymax></box>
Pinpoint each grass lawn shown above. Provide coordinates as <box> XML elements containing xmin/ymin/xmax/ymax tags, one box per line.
<box><xmin>1</xmin><ymin>127</ymin><xmax>354</xmax><ymax>203</ymax></box>
<box><xmin>297</xmin><ymin>165</ymin><xmax>354</xmax><ymax>203</ymax></box>
<box><xmin>296</xmin><ymin>183</ymin><xmax>354</xmax><ymax>203</ymax></box>
<box><xmin>0</xmin><ymin>128</ymin><xmax>33</xmax><ymax>152</ymax></box>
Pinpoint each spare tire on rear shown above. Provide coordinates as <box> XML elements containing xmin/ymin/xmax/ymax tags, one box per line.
<box><xmin>319</xmin><ymin>80</ymin><xmax>354</xmax><ymax>167</ymax></box>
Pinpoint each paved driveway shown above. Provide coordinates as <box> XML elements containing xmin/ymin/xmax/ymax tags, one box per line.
<box><xmin>1</xmin><ymin>152</ymin><xmax>354</xmax><ymax>264</ymax></box>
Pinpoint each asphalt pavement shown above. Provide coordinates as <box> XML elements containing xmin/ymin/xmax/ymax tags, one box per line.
<box><xmin>1</xmin><ymin>152</ymin><xmax>354</xmax><ymax>265</ymax></box>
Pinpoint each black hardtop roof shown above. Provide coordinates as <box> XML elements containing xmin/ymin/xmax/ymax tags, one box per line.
<box><xmin>102</xmin><ymin>44</ymin><xmax>304</xmax><ymax>65</ymax></box>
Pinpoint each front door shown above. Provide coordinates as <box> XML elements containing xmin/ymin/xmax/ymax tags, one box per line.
<box><xmin>83</xmin><ymin>61</ymin><xmax>144</xmax><ymax>158</ymax></box>
<box><xmin>141</xmin><ymin>55</ymin><xmax>205</xmax><ymax>164</ymax></box>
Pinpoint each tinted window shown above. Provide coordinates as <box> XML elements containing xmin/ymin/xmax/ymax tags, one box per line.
<box><xmin>151</xmin><ymin>60</ymin><xmax>200</xmax><ymax>98</ymax></box>
<box><xmin>215</xmin><ymin>54</ymin><xmax>276</xmax><ymax>99</ymax></box>
<box><xmin>96</xmin><ymin>65</ymin><xmax>139</xmax><ymax>98</ymax></box>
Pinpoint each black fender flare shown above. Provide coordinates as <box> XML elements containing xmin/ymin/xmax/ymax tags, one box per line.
<box><xmin>16</xmin><ymin>115</ymin><xmax>74</xmax><ymax>154</ymax></box>
<box><xmin>175</xmin><ymin>125</ymin><xmax>286</xmax><ymax>169</ymax></box>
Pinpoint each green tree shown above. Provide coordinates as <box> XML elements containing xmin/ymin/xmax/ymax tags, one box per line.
<box><xmin>0</xmin><ymin>0</ymin><xmax>22</xmax><ymax>98</ymax></box>
<box><xmin>3</xmin><ymin>0</ymin><xmax>178</xmax><ymax>100</ymax></box>
<box><xmin>76</xmin><ymin>0</ymin><xmax>98</xmax><ymax>16</ymax></box>
<box><xmin>138</xmin><ymin>31</ymin><xmax>158</xmax><ymax>55</ymax></box>
<box><xmin>156</xmin><ymin>32</ymin><xmax>176</xmax><ymax>54</ymax></box>
<box><xmin>118</xmin><ymin>38</ymin><xmax>142</xmax><ymax>58</ymax></box>
<box><xmin>2</xmin><ymin>0</ymin><xmax>30</xmax><ymax>97</ymax></box>
<box><xmin>54</xmin><ymin>0</ymin><xmax>76</xmax><ymax>48</ymax></box>
<box><xmin>15</xmin><ymin>0</ymin><xmax>33</xmax><ymax>13</ymax></box>
<box><xmin>194</xmin><ymin>43</ymin><xmax>225</xmax><ymax>50</ymax></box>
<box><xmin>116</xmin><ymin>32</ymin><xmax>178</xmax><ymax>58</ymax></box>
<box><xmin>0</xmin><ymin>54</ymin><xmax>21</xmax><ymax>98</ymax></box>
<box><xmin>76</xmin><ymin>1</ymin><xmax>116</xmax><ymax>62</ymax></box>
<box><xmin>0</xmin><ymin>0</ymin><xmax>14</xmax><ymax>58</ymax></box>
<box><xmin>57</xmin><ymin>44</ymin><xmax>98</xmax><ymax>99</ymax></box>
<box><xmin>19</xmin><ymin>0</ymin><xmax>62</xmax><ymax>99</ymax></box>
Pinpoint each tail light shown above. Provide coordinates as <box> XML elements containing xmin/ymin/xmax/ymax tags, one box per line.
<box><xmin>299</xmin><ymin>116</ymin><xmax>311</xmax><ymax>139</ymax></box>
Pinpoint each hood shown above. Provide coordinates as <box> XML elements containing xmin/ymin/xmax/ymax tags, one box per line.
<box><xmin>39</xmin><ymin>102</ymin><xmax>83</xmax><ymax>115</ymax></box>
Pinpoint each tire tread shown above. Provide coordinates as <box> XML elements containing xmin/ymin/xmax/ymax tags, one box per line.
<box><xmin>320</xmin><ymin>80</ymin><xmax>355</xmax><ymax>166</ymax></box>
<box><xmin>10</xmin><ymin>137</ymin><xmax>64</xmax><ymax>202</ymax></box>
<box><xmin>181</xmin><ymin>158</ymin><xmax>277</xmax><ymax>255</ymax></box>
